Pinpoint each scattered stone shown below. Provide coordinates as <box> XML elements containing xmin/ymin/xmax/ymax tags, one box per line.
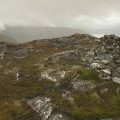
<box><xmin>14</xmin><ymin>48</ymin><xmax>29</xmax><ymax>59</ymax></box>
<box><xmin>102</xmin><ymin>69</ymin><xmax>111</xmax><ymax>75</ymax></box>
<box><xmin>27</xmin><ymin>97</ymin><xmax>70</xmax><ymax>120</ymax></box>
<box><xmin>41</xmin><ymin>70</ymin><xmax>57</xmax><ymax>82</ymax></box>
<box><xmin>91</xmin><ymin>63</ymin><xmax>101</xmax><ymax>69</ymax></box>
<box><xmin>27</xmin><ymin>97</ymin><xmax>53</xmax><ymax>120</ymax></box>
<box><xmin>62</xmin><ymin>91</ymin><xmax>74</xmax><ymax>103</ymax></box>
<box><xmin>100</xmin><ymin>88</ymin><xmax>109</xmax><ymax>94</ymax></box>
<box><xmin>112</xmin><ymin>77</ymin><xmax>120</xmax><ymax>84</ymax></box>
<box><xmin>72</xmin><ymin>80</ymin><xmax>96</xmax><ymax>92</ymax></box>
<box><xmin>41</xmin><ymin>69</ymin><xmax>66</xmax><ymax>82</ymax></box>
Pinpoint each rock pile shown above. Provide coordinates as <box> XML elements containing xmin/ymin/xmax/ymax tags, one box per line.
<box><xmin>80</xmin><ymin>35</ymin><xmax>120</xmax><ymax>84</ymax></box>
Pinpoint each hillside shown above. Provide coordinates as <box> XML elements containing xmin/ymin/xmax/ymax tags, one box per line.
<box><xmin>0</xmin><ymin>34</ymin><xmax>120</xmax><ymax>120</ymax></box>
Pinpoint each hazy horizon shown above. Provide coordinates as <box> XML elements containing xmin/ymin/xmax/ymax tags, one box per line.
<box><xmin>0</xmin><ymin>0</ymin><xmax>120</xmax><ymax>37</ymax></box>
<box><xmin>0</xmin><ymin>25</ymin><xmax>119</xmax><ymax>43</ymax></box>
<box><xmin>0</xmin><ymin>26</ymin><xmax>88</xmax><ymax>43</ymax></box>
<box><xmin>1</xmin><ymin>25</ymin><xmax>119</xmax><ymax>37</ymax></box>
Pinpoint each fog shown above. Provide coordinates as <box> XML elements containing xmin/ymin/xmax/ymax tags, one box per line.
<box><xmin>0</xmin><ymin>0</ymin><xmax>120</xmax><ymax>36</ymax></box>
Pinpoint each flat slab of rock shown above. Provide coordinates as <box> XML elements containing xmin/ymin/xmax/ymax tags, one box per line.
<box><xmin>72</xmin><ymin>80</ymin><xmax>96</xmax><ymax>92</ymax></box>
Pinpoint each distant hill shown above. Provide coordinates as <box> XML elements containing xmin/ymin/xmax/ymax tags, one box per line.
<box><xmin>0</xmin><ymin>26</ymin><xmax>86</xmax><ymax>43</ymax></box>
<box><xmin>0</xmin><ymin>33</ymin><xmax>17</xmax><ymax>43</ymax></box>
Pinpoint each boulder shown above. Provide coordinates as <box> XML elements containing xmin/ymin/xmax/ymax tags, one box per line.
<box><xmin>72</xmin><ymin>80</ymin><xmax>96</xmax><ymax>92</ymax></box>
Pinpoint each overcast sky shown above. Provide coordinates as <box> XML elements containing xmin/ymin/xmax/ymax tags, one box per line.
<box><xmin>0</xmin><ymin>0</ymin><xmax>120</xmax><ymax>36</ymax></box>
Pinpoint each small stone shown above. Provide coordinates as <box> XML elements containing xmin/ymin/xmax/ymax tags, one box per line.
<box><xmin>91</xmin><ymin>63</ymin><xmax>101</xmax><ymax>69</ymax></box>
<box><xmin>112</xmin><ymin>77</ymin><xmax>120</xmax><ymax>84</ymax></box>
<box><xmin>102</xmin><ymin>69</ymin><xmax>111</xmax><ymax>75</ymax></box>
<box><xmin>101</xmin><ymin>60</ymin><xmax>109</xmax><ymax>65</ymax></box>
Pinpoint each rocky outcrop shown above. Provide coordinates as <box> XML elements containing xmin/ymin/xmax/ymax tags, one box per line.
<box><xmin>46</xmin><ymin>50</ymin><xmax>80</xmax><ymax>63</ymax></box>
<box><xmin>79</xmin><ymin>35</ymin><xmax>120</xmax><ymax>83</ymax></box>
<box><xmin>44</xmin><ymin>34</ymin><xmax>120</xmax><ymax>84</ymax></box>
<box><xmin>98</xmin><ymin>35</ymin><xmax>119</xmax><ymax>82</ymax></box>
<box><xmin>27</xmin><ymin>97</ymin><xmax>70</xmax><ymax>120</ymax></box>
<box><xmin>13</xmin><ymin>48</ymin><xmax>29</xmax><ymax>59</ymax></box>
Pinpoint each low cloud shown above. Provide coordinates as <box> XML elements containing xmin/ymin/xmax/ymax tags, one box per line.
<box><xmin>0</xmin><ymin>0</ymin><xmax>120</xmax><ymax>35</ymax></box>
<box><xmin>65</xmin><ymin>13</ymin><xmax>120</xmax><ymax>34</ymax></box>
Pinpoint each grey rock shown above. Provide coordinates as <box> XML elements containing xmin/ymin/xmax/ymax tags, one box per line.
<box><xmin>46</xmin><ymin>50</ymin><xmax>80</xmax><ymax>63</ymax></box>
<box><xmin>13</xmin><ymin>48</ymin><xmax>29</xmax><ymax>59</ymax></box>
<box><xmin>112</xmin><ymin>77</ymin><xmax>120</xmax><ymax>84</ymax></box>
<box><xmin>27</xmin><ymin>97</ymin><xmax>53</xmax><ymax>120</ymax></box>
<box><xmin>72</xmin><ymin>80</ymin><xmax>96</xmax><ymax>92</ymax></box>
<box><xmin>41</xmin><ymin>69</ymin><xmax>66</xmax><ymax>82</ymax></box>
<box><xmin>27</xmin><ymin>97</ymin><xmax>71</xmax><ymax>120</ymax></box>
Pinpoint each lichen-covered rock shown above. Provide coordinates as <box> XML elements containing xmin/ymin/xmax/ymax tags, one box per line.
<box><xmin>41</xmin><ymin>69</ymin><xmax>66</xmax><ymax>82</ymax></box>
<box><xmin>112</xmin><ymin>77</ymin><xmax>120</xmax><ymax>84</ymax></box>
<box><xmin>62</xmin><ymin>91</ymin><xmax>74</xmax><ymax>103</ymax></box>
<box><xmin>46</xmin><ymin>50</ymin><xmax>80</xmax><ymax>63</ymax></box>
<box><xmin>90</xmin><ymin>62</ymin><xmax>101</xmax><ymax>69</ymax></box>
<box><xmin>27</xmin><ymin>97</ymin><xmax>70</xmax><ymax>120</ymax></box>
<box><xmin>13</xmin><ymin>48</ymin><xmax>29</xmax><ymax>59</ymax></box>
<box><xmin>27</xmin><ymin>97</ymin><xmax>53</xmax><ymax>120</ymax></box>
<box><xmin>72</xmin><ymin>80</ymin><xmax>96</xmax><ymax>92</ymax></box>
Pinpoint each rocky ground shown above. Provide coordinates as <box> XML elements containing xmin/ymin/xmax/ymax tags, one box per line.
<box><xmin>0</xmin><ymin>34</ymin><xmax>120</xmax><ymax>120</ymax></box>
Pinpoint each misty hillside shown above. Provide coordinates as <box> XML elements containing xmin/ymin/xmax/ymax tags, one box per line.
<box><xmin>0</xmin><ymin>34</ymin><xmax>17</xmax><ymax>43</ymax></box>
<box><xmin>0</xmin><ymin>26</ymin><xmax>86</xmax><ymax>43</ymax></box>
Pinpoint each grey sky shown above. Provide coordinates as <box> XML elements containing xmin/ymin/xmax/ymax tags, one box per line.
<box><xmin>0</xmin><ymin>0</ymin><xmax>120</xmax><ymax>36</ymax></box>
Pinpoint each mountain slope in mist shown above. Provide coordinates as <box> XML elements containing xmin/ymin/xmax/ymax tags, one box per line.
<box><xmin>0</xmin><ymin>33</ymin><xmax>17</xmax><ymax>43</ymax></box>
<box><xmin>0</xmin><ymin>26</ymin><xmax>86</xmax><ymax>43</ymax></box>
